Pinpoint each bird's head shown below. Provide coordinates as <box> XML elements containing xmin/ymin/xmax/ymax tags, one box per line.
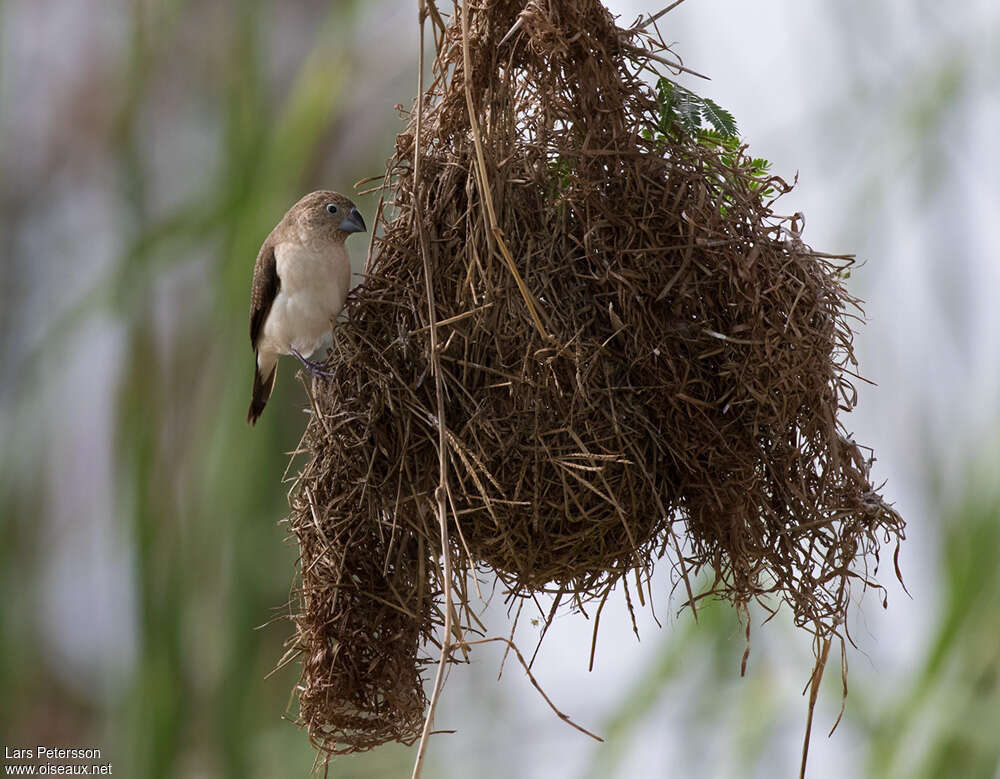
<box><xmin>291</xmin><ymin>190</ymin><xmax>367</xmax><ymax>244</ymax></box>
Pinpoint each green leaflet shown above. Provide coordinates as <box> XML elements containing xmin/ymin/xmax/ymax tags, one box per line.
<box><xmin>553</xmin><ymin>79</ymin><xmax>773</xmax><ymax>204</ymax></box>
<box><xmin>651</xmin><ymin>77</ymin><xmax>775</xmax><ymax>206</ymax></box>
<box><xmin>700</xmin><ymin>97</ymin><xmax>739</xmax><ymax>137</ymax></box>
<box><xmin>656</xmin><ymin>80</ymin><xmax>739</xmax><ymax>138</ymax></box>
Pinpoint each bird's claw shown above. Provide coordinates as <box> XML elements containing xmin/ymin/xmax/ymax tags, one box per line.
<box><xmin>291</xmin><ymin>349</ymin><xmax>335</xmax><ymax>377</ymax></box>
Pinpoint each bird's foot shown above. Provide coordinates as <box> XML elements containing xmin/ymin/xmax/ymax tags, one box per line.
<box><xmin>291</xmin><ymin>349</ymin><xmax>335</xmax><ymax>377</ymax></box>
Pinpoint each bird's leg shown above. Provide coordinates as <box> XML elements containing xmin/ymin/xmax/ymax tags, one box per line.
<box><xmin>291</xmin><ymin>349</ymin><xmax>335</xmax><ymax>377</ymax></box>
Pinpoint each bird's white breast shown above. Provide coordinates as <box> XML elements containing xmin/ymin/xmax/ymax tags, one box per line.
<box><xmin>260</xmin><ymin>240</ymin><xmax>351</xmax><ymax>358</ymax></box>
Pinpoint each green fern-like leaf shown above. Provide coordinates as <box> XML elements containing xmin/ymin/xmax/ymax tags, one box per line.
<box><xmin>646</xmin><ymin>77</ymin><xmax>775</xmax><ymax>209</ymax></box>
<box><xmin>674</xmin><ymin>89</ymin><xmax>703</xmax><ymax>133</ymax></box>
<box><xmin>657</xmin><ymin>80</ymin><xmax>703</xmax><ymax>135</ymax></box>
<box><xmin>700</xmin><ymin>98</ymin><xmax>738</xmax><ymax>137</ymax></box>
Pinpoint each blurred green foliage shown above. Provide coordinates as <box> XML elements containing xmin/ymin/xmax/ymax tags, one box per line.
<box><xmin>858</xmin><ymin>481</ymin><xmax>1000</xmax><ymax>778</ymax></box>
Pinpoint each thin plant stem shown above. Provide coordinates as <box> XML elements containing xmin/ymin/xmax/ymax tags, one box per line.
<box><xmin>410</xmin><ymin>2</ymin><xmax>456</xmax><ymax>777</ymax></box>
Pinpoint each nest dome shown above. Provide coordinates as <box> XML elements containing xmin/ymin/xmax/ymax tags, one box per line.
<box><xmin>287</xmin><ymin>0</ymin><xmax>904</xmax><ymax>756</ymax></box>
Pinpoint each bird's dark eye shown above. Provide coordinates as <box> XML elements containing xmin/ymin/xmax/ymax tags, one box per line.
<box><xmin>326</xmin><ymin>203</ymin><xmax>338</xmax><ymax>214</ymax></box>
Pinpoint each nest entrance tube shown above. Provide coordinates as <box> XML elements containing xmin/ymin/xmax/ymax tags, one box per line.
<box><xmin>285</xmin><ymin>0</ymin><xmax>905</xmax><ymax>765</ymax></box>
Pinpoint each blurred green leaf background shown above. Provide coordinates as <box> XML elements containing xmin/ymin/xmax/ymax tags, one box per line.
<box><xmin>1</xmin><ymin>1</ymin><xmax>998</xmax><ymax>777</ymax></box>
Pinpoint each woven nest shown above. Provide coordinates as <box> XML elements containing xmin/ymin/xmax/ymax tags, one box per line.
<box><xmin>285</xmin><ymin>0</ymin><xmax>905</xmax><ymax>757</ymax></box>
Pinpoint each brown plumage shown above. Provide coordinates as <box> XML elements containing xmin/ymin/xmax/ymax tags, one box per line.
<box><xmin>247</xmin><ymin>191</ymin><xmax>366</xmax><ymax>424</ymax></box>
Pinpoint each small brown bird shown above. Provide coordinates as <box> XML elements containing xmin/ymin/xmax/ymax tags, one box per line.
<box><xmin>247</xmin><ymin>190</ymin><xmax>366</xmax><ymax>424</ymax></box>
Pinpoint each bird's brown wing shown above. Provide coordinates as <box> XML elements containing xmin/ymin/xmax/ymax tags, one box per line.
<box><xmin>249</xmin><ymin>242</ymin><xmax>279</xmax><ymax>349</ymax></box>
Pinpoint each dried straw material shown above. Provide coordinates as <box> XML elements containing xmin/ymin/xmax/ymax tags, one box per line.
<box><xmin>285</xmin><ymin>0</ymin><xmax>905</xmax><ymax>758</ymax></box>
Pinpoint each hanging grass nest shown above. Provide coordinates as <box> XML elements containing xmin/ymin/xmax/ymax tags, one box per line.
<box><xmin>287</xmin><ymin>481</ymin><xmax>439</xmax><ymax>753</ymax></box>
<box><xmin>286</xmin><ymin>0</ymin><xmax>905</xmax><ymax>756</ymax></box>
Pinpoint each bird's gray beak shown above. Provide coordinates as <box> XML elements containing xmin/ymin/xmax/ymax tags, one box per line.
<box><xmin>339</xmin><ymin>207</ymin><xmax>366</xmax><ymax>234</ymax></box>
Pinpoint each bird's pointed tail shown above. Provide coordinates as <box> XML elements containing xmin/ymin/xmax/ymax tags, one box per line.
<box><xmin>247</xmin><ymin>354</ymin><xmax>277</xmax><ymax>425</ymax></box>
